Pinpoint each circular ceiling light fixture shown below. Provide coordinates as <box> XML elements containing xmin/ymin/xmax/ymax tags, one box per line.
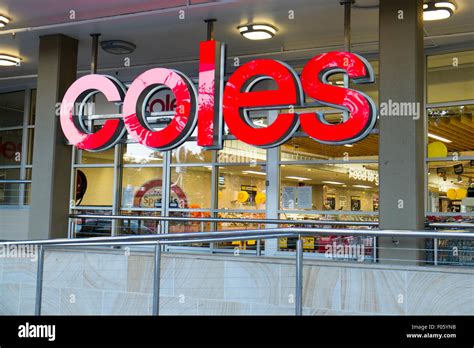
<box><xmin>0</xmin><ymin>54</ymin><xmax>21</xmax><ymax>66</ymax></box>
<box><xmin>423</xmin><ymin>1</ymin><xmax>456</xmax><ymax>21</ymax></box>
<box><xmin>0</xmin><ymin>15</ymin><xmax>10</xmax><ymax>28</ymax></box>
<box><xmin>100</xmin><ymin>40</ymin><xmax>136</xmax><ymax>55</ymax></box>
<box><xmin>238</xmin><ymin>23</ymin><xmax>277</xmax><ymax>40</ymax></box>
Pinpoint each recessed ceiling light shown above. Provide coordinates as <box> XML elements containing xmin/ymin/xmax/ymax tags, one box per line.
<box><xmin>285</xmin><ymin>176</ymin><xmax>311</xmax><ymax>181</ymax></box>
<box><xmin>423</xmin><ymin>1</ymin><xmax>456</xmax><ymax>21</ymax></box>
<box><xmin>242</xmin><ymin>170</ymin><xmax>266</xmax><ymax>175</ymax></box>
<box><xmin>321</xmin><ymin>181</ymin><xmax>345</xmax><ymax>185</ymax></box>
<box><xmin>344</xmin><ymin>144</ymin><xmax>354</xmax><ymax>147</ymax></box>
<box><xmin>238</xmin><ymin>23</ymin><xmax>277</xmax><ymax>40</ymax></box>
<box><xmin>353</xmin><ymin>184</ymin><xmax>373</xmax><ymax>189</ymax></box>
<box><xmin>428</xmin><ymin>133</ymin><xmax>452</xmax><ymax>143</ymax></box>
<box><xmin>0</xmin><ymin>54</ymin><xmax>21</xmax><ymax>67</ymax></box>
<box><xmin>100</xmin><ymin>40</ymin><xmax>136</xmax><ymax>55</ymax></box>
<box><xmin>0</xmin><ymin>15</ymin><xmax>10</xmax><ymax>28</ymax></box>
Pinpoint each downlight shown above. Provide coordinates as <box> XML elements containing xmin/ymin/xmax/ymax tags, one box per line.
<box><xmin>423</xmin><ymin>1</ymin><xmax>456</xmax><ymax>21</ymax></box>
<box><xmin>0</xmin><ymin>15</ymin><xmax>10</xmax><ymax>28</ymax></box>
<box><xmin>100</xmin><ymin>40</ymin><xmax>136</xmax><ymax>55</ymax></box>
<box><xmin>0</xmin><ymin>54</ymin><xmax>21</xmax><ymax>66</ymax></box>
<box><xmin>238</xmin><ymin>23</ymin><xmax>277</xmax><ymax>40</ymax></box>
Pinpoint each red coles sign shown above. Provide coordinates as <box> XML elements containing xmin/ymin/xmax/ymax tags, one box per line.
<box><xmin>60</xmin><ymin>40</ymin><xmax>376</xmax><ymax>152</ymax></box>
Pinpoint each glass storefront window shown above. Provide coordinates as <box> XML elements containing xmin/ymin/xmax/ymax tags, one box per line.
<box><xmin>277</xmin><ymin>212</ymin><xmax>375</xmax><ymax>260</ymax></box>
<box><xmin>29</xmin><ymin>90</ymin><xmax>36</xmax><ymax>125</ymax></box>
<box><xmin>427</xmin><ymin>104</ymin><xmax>474</xmax><ymax>156</ymax></box>
<box><xmin>427</xmin><ymin>161</ymin><xmax>474</xmax><ymax>214</ymax></box>
<box><xmin>123</xmin><ymin>141</ymin><xmax>163</xmax><ymax>164</ymax></box>
<box><xmin>119</xmin><ymin>210</ymin><xmax>162</xmax><ymax>236</ymax></box>
<box><xmin>427</xmin><ymin>50</ymin><xmax>474</xmax><ymax>104</ymax></box>
<box><xmin>281</xmin><ymin>134</ymin><xmax>379</xmax><ymax>161</ymax></box>
<box><xmin>217</xmin><ymin>165</ymin><xmax>266</xmax><ymax>210</ymax></box>
<box><xmin>171</xmin><ymin>141</ymin><xmax>213</xmax><ymax>163</ymax></box>
<box><xmin>0</xmin><ymin>91</ymin><xmax>25</xmax><ymax>128</ymax></box>
<box><xmin>72</xmin><ymin>211</ymin><xmax>113</xmax><ymax>238</ymax></box>
<box><xmin>0</xmin><ymin>129</ymin><xmax>22</xmax><ymax>166</ymax></box>
<box><xmin>168</xmin><ymin>211</ymin><xmax>212</xmax><ymax>235</ymax></box>
<box><xmin>215</xmin><ymin>211</ymin><xmax>266</xmax><ymax>251</ymax></box>
<box><xmin>170</xmin><ymin>166</ymin><xmax>212</xmax><ymax>209</ymax></box>
<box><xmin>73</xmin><ymin>167</ymin><xmax>114</xmax><ymax>207</ymax></box>
<box><xmin>26</xmin><ymin>128</ymin><xmax>34</xmax><ymax>165</ymax></box>
<box><xmin>0</xmin><ymin>168</ymin><xmax>21</xmax><ymax>205</ymax></box>
<box><xmin>0</xmin><ymin>90</ymin><xmax>32</xmax><ymax>207</ymax></box>
<box><xmin>218</xmin><ymin>140</ymin><xmax>266</xmax><ymax>163</ymax></box>
<box><xmin>280</xmin><ymin>163</ymin><xmax>379</xmax><ymax>213</ymax></box>
<box><xmin>122</xmin><ymin>167</ymin><xmax>163</xmax><ymax>209</ymax></box>
<box><xmin>79</xmin><ymin>148</ymin><xmax>115</xmax><ymax>165</ymax></box>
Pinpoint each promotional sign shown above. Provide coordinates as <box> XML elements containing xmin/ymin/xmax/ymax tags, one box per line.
<box><xmin>60</xmin><ymin>40</ymin><xmax>377</xmax><ymax>152</ymax></box>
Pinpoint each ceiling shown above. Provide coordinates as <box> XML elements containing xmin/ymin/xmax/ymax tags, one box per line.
<box><xmin>0</xmin><ymin>0</ymin><xmax>473</xmax><ymax>92</ymax></box>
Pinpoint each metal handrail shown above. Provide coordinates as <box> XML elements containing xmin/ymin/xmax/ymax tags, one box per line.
<box><xmin>429</xmin><ymin>222</ymin><xmax>474</xmax><ymax>229</ymax></box>
<box><xmin>69</xmin><ymin>213</ymin><xmax>379</xmax><ymax>227</ymax></box>
<box><xmin>2</xmin><ymin>226</ymin><xmax>474</xmax><ymax>317</ymax></box>
<box><xmin>70</xmin><ymin>212</ymin><xmax>474</xmax><ymax>231</ymax></box>
<box><xmin>2</xmin><ymin>227</ymin><xmax>474</xmax><ymax>247</ymax></box>
<box><xmin>0</xmin><ymin>180</ymin><xmax>31</xmax><ymax>184</ymax></box>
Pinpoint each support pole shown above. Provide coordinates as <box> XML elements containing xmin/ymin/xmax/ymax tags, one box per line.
<box><xmin>90</xmin><ymin>33</ymin><xmax>100</xmax><ymax>74</ymax></box>
<box><xmin>295</xmin><ymin>237</ymin><xmax>303</xmax><ymax>316</ymax></box>
<box><xmin>341</xmin><ymin>0</ymin><xmax>353</xmax><ymax>52</ymax></box>
<box><xmin>204</xmin><ymin>19</ymin><xmax>216</xmax><ymax>40</ymax></box>
<box><xmin>152</xmin><ymin>243</ymin><xmax>162</xmax><ymax>315</ymax></box>
<box><xmin>34</xmin><ymin>245</ymin><xmax>45</xmax><ymax>316</ymax></box>
<box><xmin>340</xmin><ymin>0</ymin><xmax>353</xmax><ymax>121</ymax></box>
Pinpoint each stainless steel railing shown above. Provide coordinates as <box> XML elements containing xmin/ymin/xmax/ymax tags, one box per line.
<box><xmin>69</xmin><ymin>213</ymin><xmax>379</xmax><ymax>257</ymax></box>
<box><xmin>69</xmin><ymin>213</ymin><xmax>474</xmax><ymax>264</ymax></box>
<box><xmin>1</xmin><ymin>226</ymin><xmax>473</xmax><ymax>316</ymax></box>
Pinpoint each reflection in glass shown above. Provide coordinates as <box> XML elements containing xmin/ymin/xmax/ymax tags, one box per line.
<box><xmin>0</xmin><ymin>129</ymin><xmax>22</xmax><ymax>166</ymax></box>
<box><xmin>29</xmin><ymin>90</ymin><xmax>36</xmax><ymax>125</ymax></box>
<box><xmin>170</xmin><ymin>166</ymin><xmax>212</xmax><ymax>209</ymax></box>
<box><xmin>26</xmin><ymin>129</ymin><xmax>34</xmax><ymax>165</ymax></box>
<box><xmin>218</xmin><ymin>140</ymin><xmax>266</xmax><ymax>163</ymax></box>
<box><xmin>119</xmin><ymin>210</ymin><xmax>162</xmax><ymax>235</ymax></box>
<box><xmin>0</xmin><ymin>168</ymin><xmax>21</xmax><ymax>205</ymax></box>
<box><xmin>427</xmin><ymin>50</ymin><xmax>474</xmax><ymax>104</ymax></box>
<box><xmin>171</xmin><ymin>141</ymin><xmax>213</xmax><ymax>163</ymax></box>
<box><xmin>0</xmin><ymin>90</ymin><xmax>25</xmax><ymax>128</ymax></box>
<box><xmin>123</xmin><ymin>141</ymin><xmax>163</xmax><ymax>164</ymax></box>
<box><xmin>122</xmin><ymin>167</ymin><xmax>163</xmax><ymax>209</ymax></box>
<box><xmin>72</xmin><ymin>211</ymin><xmax>113</xmax><ymax>238</ymax></box>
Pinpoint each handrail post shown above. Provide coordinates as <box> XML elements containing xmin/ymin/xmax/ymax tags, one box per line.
<box><xmin>152</xmin><ymin>242</ymin><xmax>161</xmax><ymax>315</ymax></box>
<box><xmin>295</xmin><ymin>236</ymin><xmax>303</xmax><ymax>316</ymax></box>
<box><xmin>434</xmin><ymin>238</ymin><xmax>438</xmax><ymax>266</ymax></box>
<box><xmin>35</xmin><ymin>245</ymin><xmax>45</xmax><ymax>316</ymax></box>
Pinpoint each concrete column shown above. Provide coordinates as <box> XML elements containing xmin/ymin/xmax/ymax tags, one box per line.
<box><xmin>265</xmin><ymin>110</ymin><xmax>280</xmax><ymax>256</ymax></box>
<box><xmin>28</xmin><ymin>34</ymin><xmax>78</xmax><ymax>240</ymax></box>
<box><xmin>378</xmin><ymin>0</ymin><xmax>425</xmax><ymax>263</ymax></box>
